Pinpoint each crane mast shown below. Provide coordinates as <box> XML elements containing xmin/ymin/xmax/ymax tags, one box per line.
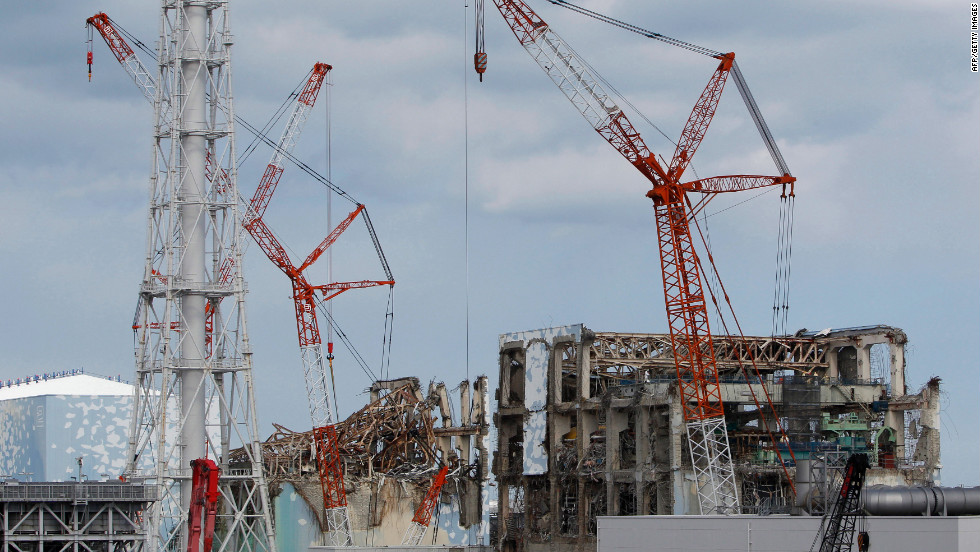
<box><xmin>238</xmin><ymin>62</ymin><xmax>365</xmax><ymax>547</ymax></box>
<box><xmin>815</xmin><ymin>454</ymin><xmax>870</xmax><ymax>552</ymax></box>
<box><xmin>491</xmin><ymin>0</ymin><xmax>793</xmax><ymax>515</ymax></box>
<box><xmin>401</xmin><ymin>465</ymin><xmax>450</xmax><ymax>546</ymax></box>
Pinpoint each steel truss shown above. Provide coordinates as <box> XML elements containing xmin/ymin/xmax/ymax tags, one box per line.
<box><xmin>686</xmin><ymin>417</ymin><xmax>739</xmax><ymax>515</ymax></box>
<box><xmin>126</xmin><ymin>2</ymin><xmax>275</xmax><ymax>551</ymax></box>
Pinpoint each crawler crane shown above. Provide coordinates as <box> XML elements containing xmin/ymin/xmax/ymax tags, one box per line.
<box><xmin>490</xmin><ymin>0</ymin><xmax>795</xmax><ymax>514</ymax></box>
<box><xmin>813</xmin><ymin>454</ymin><xmax>871</xmax><ymax>552</ymax></box>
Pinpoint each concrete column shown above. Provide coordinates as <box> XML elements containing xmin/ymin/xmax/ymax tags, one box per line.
<box><xmin>889</xmin><ymin>342</ymin><xmax>906</xmax><ymax>397</ymax></box>
<box><xmin>856</xmin><ymin>343</ymin><xmax>872</xmax><ymax>381</ymax></box>
<box><xmin>578</xmin><ymin>339</ymin><xmax>590</xmax><ymax>400</ymax></box>
<box><xmin>826</xmin><ymin>347</ymin><xmax>839</xmax><ymax>379</ymax></box>
<box><xmin>637</xmin><ymin>406</ymin><xmax>652</xmax><ymax>470</ymax></box>
<box><xmin>500</xmin><ymin>349</ymin><xmax>513</xmax><ymax>407</ymax></box>
<box><xmin>884</xmin><ymin>343</ymin><xmax>908</xmax><ymax>463</ymax></box>
<box><xmin>669</xmin><ymin>395</ymin><xmax>688</xmax><ymax>514</ymax></box>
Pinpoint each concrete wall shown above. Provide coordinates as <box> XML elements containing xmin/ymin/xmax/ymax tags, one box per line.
<box><xmin>598</xmin><ymin>515</ymin><xmax>980</xmax><ymax>552</ymax></box>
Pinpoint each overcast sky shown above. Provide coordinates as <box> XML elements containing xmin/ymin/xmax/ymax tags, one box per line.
<box><xmin>1</xmin><ymin>1</ymin><xmax>977</xmax><ymax>486</ymax></box>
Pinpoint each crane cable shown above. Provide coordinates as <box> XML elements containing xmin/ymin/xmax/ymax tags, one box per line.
<box><xmin>772</xmin><ymin>190</ymin><xmax>795</xmax><ymax>336</ymax></box>
<box><xmin>687</xmin><ymin>195</ymin><xmax>798</xmax><ymax>497</ymax></box>
<box><xmin>464</xmin><ymin>0</ymin><xmax>472</xmax><ymax>383</ymax></box>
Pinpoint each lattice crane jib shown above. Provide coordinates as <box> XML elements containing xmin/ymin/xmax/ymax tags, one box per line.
<box><xmin>401</xmin><ymin>465</ymin><xmax>450</xmax><ymax>546</ymax></box>
<box><xmin>491</xmin><ymin>0</ymin><xmax>795</xmax><ymax>515</ymax></box>
<box><xmin>124</xmin><ymin>2</ymin><xmax>277</xmax><ymax>551</ymax></box>
<box><xmin>235</xmin><ymin>62</ymin><xmax>359</xmax><ymax>547</ymax></box>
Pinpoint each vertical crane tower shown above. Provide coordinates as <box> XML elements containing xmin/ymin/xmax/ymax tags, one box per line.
<box><xmin>126</xmin><ymin>2</ymin><xmax>277</xmax><ymax>550</ymax></box>
<box><xmin>490</xmin><ymin>0</ymin><xmax>794</xmax><ymax>515</ymax></box>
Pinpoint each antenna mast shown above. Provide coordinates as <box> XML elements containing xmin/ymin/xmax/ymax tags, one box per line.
<box><xmin>126</xmin><ymin>2</ymin><xmax>277</xmax><ymax>550</ymax></box>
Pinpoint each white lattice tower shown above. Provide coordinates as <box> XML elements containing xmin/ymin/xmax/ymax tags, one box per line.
<box><xmin>126</xmin><ymin>2</ymin><xmax>276</xmax><ymax>551</ymax></box>
<box><xmin>687</xmin><ymin>417</ymin><xmax>740</xmax><ymax>514</ymax></box>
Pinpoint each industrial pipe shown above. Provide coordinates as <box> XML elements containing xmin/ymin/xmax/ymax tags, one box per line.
<box><xmin>862</xmin><ymin>485</ymin><xmax>980</xmax><ymax>516</ymax></box>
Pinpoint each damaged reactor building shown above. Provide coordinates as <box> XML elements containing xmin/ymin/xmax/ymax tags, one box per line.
<box><xmin>230</xmin><ymin>376</ymin><xmax>492</xmax><ymax>549</ymax></box>
<box><xmin>492</xmin><ymin>324</ymin><xmax>941</xmax><ymax>552</ymax></box>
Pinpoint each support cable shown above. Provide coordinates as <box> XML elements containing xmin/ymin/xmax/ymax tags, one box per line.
<box><xmin>324</xmin><ymin>68</ymin><xmax>341</xmax><ymax>416</ymax></box>
<box><xmin>316</xmin><ymin>298</ymin><xmax>379</xmax><ymax>384</ymax></box>
<box><xmin>381</xmin><ymin>287</ymin><xmax>395</xmax><ymax>381</ymax></box>
<box><xmin>687</xmin><ymin>195</ymin><xmax>798</xmax><ymax>497</ymax></box>
<box><xmin>238</xmin><ymin>69</ymin><xmax>311</xmax><ymax>166</ymax></box>
<box><xmin>235</xmin><ymin>115</ymin><xmax>359</xmax><ymax>204</ymax></box>
<box><xmin>463</xmin><ymin>0</ymin><xmax>471</xmax><ymax>382</ymax></box>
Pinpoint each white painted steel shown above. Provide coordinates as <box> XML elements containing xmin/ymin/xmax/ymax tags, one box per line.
<box><xmin>301</xmin><ymin>345</ymin><xmax>336</xmax><ymax>428</ymax></box>
<box><xmin>301</xmin><ymin>344</ymin><xmax>353</xmax><ymax>545</ymax></box>
<box><xmin>518</xmin><ymin>22</ymin><xmax>622</xmax><ymax>134</ymax></box>
<box><xmin>269</xmin><ymin>96</ymin><xmax>316</xmax><ymax>179</ymax></box>
<box><xmin>127</xmin><ymin>2</ymin><xmax>276</xmax><ymax>551</ymax></box>
<box><xmin>686</xmin><ymin>417</ymin><xmax>740</xmax><ymax>515</ymax></box>
<box><xmin>121</xmin><ymin>48</ymin><xmax>156</xmax><ymax>105</ymax></box>
<box><xmin>401</xmin><ymin>520</ymin><xmax>428</xmax><ymax>546</ymax></box>
<box><xmin>323</xmin><ymin>505</ymin><xmax>354</xmax><ymax>547</ymax></box>
<box><xmin>179</xmin><ymin>6</ymin><xmax>208</xmax><ymax>535</ymax></box>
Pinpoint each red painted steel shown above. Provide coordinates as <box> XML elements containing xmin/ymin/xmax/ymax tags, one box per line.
<box><xmin>187</xmin><ymin>458</ymin><xmax>220</xmax><ymax>552</ymax></box>
<box><xmin>492</xmin><ymin>0</ymin><xmax>794</xmax><ymax>425</ymax></box>
<box><xmin>412</xmin><ymin>465</ymin><xmax>450</xmax><ymax>526</ymax></box>
<box><xmin>313</xmin><ymin>425</ymin><xmax>348</xmax><ymax>510</ymax></box>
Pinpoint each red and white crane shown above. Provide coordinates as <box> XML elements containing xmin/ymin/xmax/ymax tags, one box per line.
<box><xmin>401</xmin><ymin>465</ymin><xmax>450</xmax><ymax>546</ymax></box>
<box><xmin>86</xmin><ymin>13</ymin><xmax>155</xmax><ymax>101</ymax></box>
<box><xmin>238</xmin><ymin>62</ymin><xmax>375</xmax><ymax>546</ymax></box>
<box><xmin>490</xmin><ymin>0</ymin><xmax>794</xmax><ymax>515</ymax></box>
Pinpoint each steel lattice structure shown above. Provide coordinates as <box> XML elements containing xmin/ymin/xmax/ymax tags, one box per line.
<box><xmin>125</xmin><ymin>2</ymin><xmax>276</xmax><ymax>551</ymax></box>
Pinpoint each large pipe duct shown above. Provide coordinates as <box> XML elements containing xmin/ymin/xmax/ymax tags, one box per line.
<box><xmin>862</xmin><ymin>486</ymin><xmax>980</xmax><ymax>516</ymax></box>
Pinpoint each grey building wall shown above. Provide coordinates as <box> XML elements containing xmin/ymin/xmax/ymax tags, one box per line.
<box><xmin>598</xmin><ymin>515</ymin><xmax>980</xmax><ymax>552</ymax></box>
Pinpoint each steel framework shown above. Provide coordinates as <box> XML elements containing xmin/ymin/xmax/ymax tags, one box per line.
<box><xmin>125</xmin><ymin>2</ymin><xmax>276</xmax><ymax>551</ymax></box>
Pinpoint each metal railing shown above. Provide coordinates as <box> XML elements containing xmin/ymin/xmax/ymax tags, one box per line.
<box><xmin>0</xmin><ymin>482</ymin><xmax>158</xmax><ymax>502</ymax></box>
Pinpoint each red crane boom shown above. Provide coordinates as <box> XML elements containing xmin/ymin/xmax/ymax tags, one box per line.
<box><xmin>401</xmin><ymin>465</ymin><xmax>450</xmax><ymax>545</ymax></box>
